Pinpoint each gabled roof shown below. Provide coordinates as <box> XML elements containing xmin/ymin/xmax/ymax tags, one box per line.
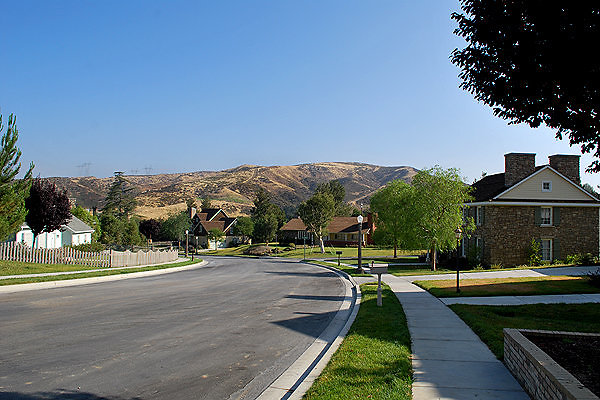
<box><xmin>468</xmin><ymin>165</ymin><xmax>599</xmax><ymax>204</ymax></box>
<box><xmin>63</xmin><ymin>215</ymin><xmax>94</xmax><ymax>233</ymax></box>
<box><xmin>280</xmin><ymin>218</ymin><xmax>307</xmax><ymax>231</ymax></box>
<box><xmin>198</xmin><ymin>218</ymin><xmax>237</xmax><ymax>235</ymax></box>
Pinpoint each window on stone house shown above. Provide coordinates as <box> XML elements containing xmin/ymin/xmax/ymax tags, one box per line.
<box><xmin>476</xmin><ymin>206</ymin><xmax>483</xmax><ymax>225</ymax></box>
<box><xmin>540</xmin><ymin>207</ymin><xmax>552</xmax><ymax>226</ymax></box>
<box><xmin>541</xmin><ymin>239</ymin><xmax>552</xmax><ymax>261</ymax></box>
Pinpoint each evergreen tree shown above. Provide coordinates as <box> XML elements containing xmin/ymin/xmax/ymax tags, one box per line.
<box><xmin>0</xmin><ymin>113</ymin><xmax>34</xmax><ymax>240</ymax></box>
<box><xmin>102</xmin><ymin>172</ymin><xmax>136</xmax><ymax>218</ymax></box>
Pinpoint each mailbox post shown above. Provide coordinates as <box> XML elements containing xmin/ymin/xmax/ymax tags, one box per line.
<box><xmin>336</xmin><ymin>251</ymin><xmax>343</xmax><ymax>266</ymax></box>
<box><xmin>370</xmin><ymin>261</ymin><xmax>388</xmax><ymax>307</ymax></box>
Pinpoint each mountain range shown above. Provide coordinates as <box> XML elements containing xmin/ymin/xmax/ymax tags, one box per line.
<box><xmin>48</xmin><ymin>162</ymin><xmax>418</xmax><ymax>219</ymax></box>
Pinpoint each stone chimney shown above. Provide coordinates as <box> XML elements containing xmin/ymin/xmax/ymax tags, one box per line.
<box><xmin>505</xmin><ymin>153</ymin><xmax>536</xmax><ymax>187</ymax></box>
<box><xmin>549</xmin><ymin>154</ymin><xmax>580</xmax><ymax>185</ymax></box>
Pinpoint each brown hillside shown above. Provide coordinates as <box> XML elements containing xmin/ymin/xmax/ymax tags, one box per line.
<box><xmin>48</xmin><ymin>162</ymin><xmax>418</xmax><ymax>219</ymax></box>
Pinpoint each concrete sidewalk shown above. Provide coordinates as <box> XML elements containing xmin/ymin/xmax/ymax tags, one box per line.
<box><xmin>441</xmin><ymin>293</ymin><xmax>600</xmax><ymax>305</ymax></box>
<box><xmin>384</xmin><ymin>274</ymin><xmax>529</xmax><ymax>400</ymax></box>
<box><xmin>404</xmin><ymin>265</ymin><xmax>599</xmax><ymax>282</ymax></box>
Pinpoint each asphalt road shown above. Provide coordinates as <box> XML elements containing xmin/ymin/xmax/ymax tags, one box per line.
<box><xmin>0</xmin><ymin>257</ymin><xmax>346</xmax><ymax>400</ymax></box>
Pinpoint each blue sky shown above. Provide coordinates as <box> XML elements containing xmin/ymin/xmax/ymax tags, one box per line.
<box><xmin>2</xmin><ymin>1</ymin><xmax>599</xmax><ymax>187</ymax></box>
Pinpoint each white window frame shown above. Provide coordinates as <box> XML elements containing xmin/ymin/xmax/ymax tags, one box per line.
<box><xmin>461</xmin><ymin>238</ymin><xmax>466</xmax><ymax>257</ymax></box>
<box><xmin>542</xmin><ymin>181</ymin><xmax>552</xmax><ymax>192</ymax></box>
<box><xmin>541</xmin><ymin>239</ymin><xmax>552</xmax><ymax>262</ymax></box>
<box><xmin>540</xmin><ymin>207</ymin><xmax>552</xmax><ymax>226</ymax></box>
<box><xmin>476</xmin><ymin>206</ymin><xmax>483</xmax><ymax>226</ymax></box>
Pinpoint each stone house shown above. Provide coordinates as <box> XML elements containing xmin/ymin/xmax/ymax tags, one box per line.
<box><xmin>279</xmin><ymin>215</ymin><xmax>375</xmax><ymax>246</ymax></box>
<box><xmin>464</xmin><ymin>153</ymin><xmax>600</xmax><ymax>266</ymax></box>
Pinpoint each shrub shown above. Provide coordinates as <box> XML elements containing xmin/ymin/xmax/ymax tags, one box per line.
<box><xmin>527</xmin><ymin>238</ymin><xmax>542</xmax><ymax>267</ymax></box>
<box><xmin>586</xmin><ymin>268</ymin><xmax>600</xmax><ymax>287</ymax></box>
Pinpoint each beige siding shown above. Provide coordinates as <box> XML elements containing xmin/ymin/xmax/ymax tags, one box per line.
<box><xmin>497</xmin><ymin>168</ymin><xmax>594</xmax><ymax>201</ymax></box>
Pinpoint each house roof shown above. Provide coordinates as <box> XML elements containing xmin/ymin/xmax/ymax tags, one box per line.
<box><xmin>63</xmin><ymin>215</ymin><xmax>94</xmax><ymax>233</ymax></box>
<box><xmin>280</xmin><ymin>217</ymin><xmax>370</xmax><ymax>234</ymax></box>
<box><xmin>199</xmin><ymin>208</ymin><xmax>228</xmax><ymax>221</ymax></box>
<box><xmin>469</xmin><ymin>165</ymin><xmax>599</xmax><ymax>203</ymax></box>
<box><xmin>198</xmin><ymin>218</ymin><xmax>237</xmax><ymax>234</ymax></box>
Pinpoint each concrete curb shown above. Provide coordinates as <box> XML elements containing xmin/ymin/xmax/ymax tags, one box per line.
<box><xmin>0</xmin><ymin>260</ymin><xmax>208</xmax><ymax>294</ymax></box>
<box><xmin>256</xmin><ymin>262</ymin><xmax>361</xmax><ymax>400</ymax></box>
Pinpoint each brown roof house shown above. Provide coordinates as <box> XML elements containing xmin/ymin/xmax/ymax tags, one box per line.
<box><xmin>189</xmin><ymin>208</ymin><xmax>240</xmax><ymax>250</ymax></box>
<box><xmin>279</xmin><ymin>215</ymin><xmax>375</xmax><ymax>247</ymax></box>
<box><xmin>464</xmin><ymin>153</ymin><xmax>600</xmax><ymax>266</ymax></box>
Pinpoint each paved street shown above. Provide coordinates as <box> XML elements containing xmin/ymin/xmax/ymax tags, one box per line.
<box><xmin>0</xmin><ymin>257</ymin><xmax>345</xmax><ymax>400</ymax></box>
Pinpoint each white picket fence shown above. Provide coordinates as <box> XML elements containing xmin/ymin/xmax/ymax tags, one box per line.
<box><xmin>0</xmin><ymin>242</ymin><xmax>178</xmax><ymax>268</ymax></box>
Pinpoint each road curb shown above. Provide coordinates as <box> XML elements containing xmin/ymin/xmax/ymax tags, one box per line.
<box><xmin>255</xmin><ymin>262</ymin><xmax>361</xmax><ymax>400</ymax></box>
<box><xmin>0</xmin><ymin>260</ymin><xmax>208</xmax><ymax>294</ymax></box>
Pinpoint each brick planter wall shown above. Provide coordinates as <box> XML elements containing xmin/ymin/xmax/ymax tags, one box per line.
<box><xmin>473</xmin><ymin>206</ymin><xmax>599</xmax><ymax>266</ymax></box>
<box><xmin>504</xmin><ymin>328</ymin><xmax>599</xmax><ymax>400</ymax></box>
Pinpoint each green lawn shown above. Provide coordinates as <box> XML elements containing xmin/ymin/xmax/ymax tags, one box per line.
<box><xmin>304</xmin><ymin>283</ymin><xmax>412</xmax><ymax>399</ymax></box>
<box><xmin>450</xmin><ymin>303</ymin><xmax>600</xmax><ymax>359</ymax></box>
<box><xmin>0</xmin><ymin>259</ymin><xmax>199</xmax><ymax>286</ymax></box>
<box><xmin>205</xmin><ymin>244</ymin><xmax>417</xmax><ymax>259</ymax></box>
<box><xmin>0</xmin><ymin>260</ymin><xmax>115</xmax><ymax>276</ymax></box>
<box><xmin>415</xmin><ymin>276</ymin><xmax>600</xmax><ymax>297</ymax></box>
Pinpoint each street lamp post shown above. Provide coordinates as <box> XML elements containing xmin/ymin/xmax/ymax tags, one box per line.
<box><xmin>455</xmin><ymin>227</ymin><xmax>462</xmax><ymax>293</ymax></box>
<box><xmin>356</xmin><ymin>214</ymin><xmax>364</xmax><ymax>273</ymax></box>
<box><xmin>185</xmin><ymin>230</ymin><xmax>189</xmax><ymax>258</ymax></box>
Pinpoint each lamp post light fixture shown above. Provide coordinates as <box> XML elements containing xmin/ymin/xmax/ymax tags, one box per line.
<box><xmin>455</xmin><ymin>226</ymin><xmax>463</xmax><ymax>293</ymax></box>
<box><xmin>356</xmin><ymin>214</ymin><xmax>364</xmax><ymax>273</ymax></box>
<box><xmin>185</xmin><ymin>230</ymin><xmax>189</xmax><ymax>258</ymax></box>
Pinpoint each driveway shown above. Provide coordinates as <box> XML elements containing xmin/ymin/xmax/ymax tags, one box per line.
<box><xmin>0</xmin><ymin>257</ymin><xmax>345</xmax><ymax>400</ymax></box>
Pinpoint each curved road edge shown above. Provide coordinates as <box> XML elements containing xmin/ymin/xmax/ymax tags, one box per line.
<box><xmin>0</xmin><ymin>259</ymin><xmax>208</xmax><ymax>294</ymax></box>
<box><xmin>255</xmin><ymin>262</ymin><xmax>362</xmax><ymax>400</ymax></box>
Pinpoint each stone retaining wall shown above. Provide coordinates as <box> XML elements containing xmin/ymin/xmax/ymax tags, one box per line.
<box><xmin>503</xmin><ymin>328</ymin><xmax>599</xmax><ymax>400</ymax></box>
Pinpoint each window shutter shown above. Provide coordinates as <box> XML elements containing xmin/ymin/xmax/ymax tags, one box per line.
<box><xmin>553</xmin><ymin>207</ymin><xmax>561</xmax><ymax>226</ymax></box>
<box><xmin>534</xmin><ymin>207</ymin><xmax>541</xmax><ymax>226</ymax></box>
<box><xmin>553</xmin><ymin>238</ymin><xmax>560</xmax><ymax>261</ymax></box>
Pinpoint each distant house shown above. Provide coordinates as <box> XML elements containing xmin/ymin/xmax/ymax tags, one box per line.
<box><xmin>189</xmin><ymin>208</ymin><xmax>240</xmax><ymax>249</ymax></box>
<box><xmin>279</xmin><ymin>215</ymin><xmax>375</xmax><ymax>246</ymax></box>
<box><xmin>9</xmin><ymin>215</ymin><xmax>94</xmax><ymax>249</ymax></box>
<box><xmin>464</xmin><ymin>153</ymin><xmax>600</xmax><ymax>266</ymax></box>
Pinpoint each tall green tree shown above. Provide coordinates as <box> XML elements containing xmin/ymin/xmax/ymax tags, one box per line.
<box><xmin>315</xmin><ymin>180</ymin><xmax>353</xmax><ymax>216</ymax></box>
<box><xmin>25</xmin><ymin>179</ymin><xmax>72</xmax><ymax>247</ymax></box>
<box><xmin>160</xmin><ymin>211</ymin><xmax>191</xmax><ymax>241</ymax></box>
<box><xmin>102</xmin><ymin>172</ymin><xmax>137</xmax><ymax>218</ymax></box>
<box><xmin>71</xmin><ymin>205</ymin><xmax>102</xmax><ymax>242</ymax></box>
<box><xmin>250</xmin><ymin>188</ymin><xmax>283</xmax><ymax>244</ymax></box>
<box><xmin>298</xmin><ymin>191</ymin><xmax>336</xmax><ymax>253</ymax></box>
<box><xmin>0</xmin><ymin>113</ymin><xmax>34</xmax><ymax>240</ymax></box>
<box><xmin>370</xmin><ymin>180</ymin><xmax>417</xmax><ymax>258</ymax></box>
<box><xmin>452</xmin><ymin>1</ymin><xmax>600</xmax><ymax>172</ymax></box>
<box><xmin>234</xmin><ymin>216</ymin><xmax>254</xmax><ymax>244</ymax></box>
<box><xmin>409</xmin><ymin>167</ymin><xmax>474</xmax><ymax>270</ymax></box>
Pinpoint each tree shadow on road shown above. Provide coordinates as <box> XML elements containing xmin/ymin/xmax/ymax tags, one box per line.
<box><xmin>263</xmin><ymin>270</ymin><xmax>335</xmax><ymax>278</ymax></box>
<box><xmin>271</xmin><ymin>310</ymin><xmax>338</xmax><ymax>338</ymax></box>
<box><xmin>0</xmin><ymin>390</ymin><xmax>142</xmax><ymax>400</ymax></box>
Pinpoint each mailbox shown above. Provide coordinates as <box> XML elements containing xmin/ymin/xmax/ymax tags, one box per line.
<box><xmin>370</xmin><ymin>265</ymin><xmax>388</xmax><ymax>275</ymax></box>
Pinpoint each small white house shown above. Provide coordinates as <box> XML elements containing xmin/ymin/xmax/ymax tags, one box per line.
<box><xmin>10</xmin><ymin>215</ymin><xmax>94</xmax><ymax>249</ymax></box>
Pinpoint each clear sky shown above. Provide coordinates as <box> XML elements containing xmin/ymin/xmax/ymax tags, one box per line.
<box><xmin>2</xmin><ymin>1</ymin><xmax>599</xmax><ymax>187</ymax></box>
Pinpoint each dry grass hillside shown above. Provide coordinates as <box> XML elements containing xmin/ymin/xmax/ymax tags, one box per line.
<box><xmin>49</xmin><ymin>162</ymin><xmax>418</xmax><ymax>219</ymax></box>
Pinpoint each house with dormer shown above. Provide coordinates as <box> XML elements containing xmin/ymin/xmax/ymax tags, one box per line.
<box><xmin>189</xmin><ymin>207</ymin><xmax>239</xmax><ymax>249</ymax></box>
<box><xmin>463</xmin><ymin>153</ymin><xmax>600</xmax><ymax>266</ymax></box>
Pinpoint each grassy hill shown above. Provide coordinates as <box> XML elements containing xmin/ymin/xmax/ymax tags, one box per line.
<box><xmin>48</xmin><ymin>162</ymin><xmax>418</xmax><ymax>219</ymax></box>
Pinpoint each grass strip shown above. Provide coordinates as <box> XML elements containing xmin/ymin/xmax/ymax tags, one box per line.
<box><xmin>0</xmin><ymin>259</ymin><xmax>200</xmax><ymax>286</ymax></box>
<box><xmin>450</xmin><ymin>303</ymin><xmax>600</xmax><ymax>359</ymax></box>
<box><xmin>0</xmin><ymin>260</ymin><xmax>119</xmax><ymax>276</ymax></box>
<box><xmin>304</xmin><ymin>283</ymin><xmax>412</xmax><ymax>400</ymax></box>
<box><xmin>416</xmin><ymin>276</ymin><xmax>599</xmax><ymax>297</ymax></box>
<box><xmin>308</xmin><ymin>260</ymin><xmax>372</xmax><ymax>277</ymax></box>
